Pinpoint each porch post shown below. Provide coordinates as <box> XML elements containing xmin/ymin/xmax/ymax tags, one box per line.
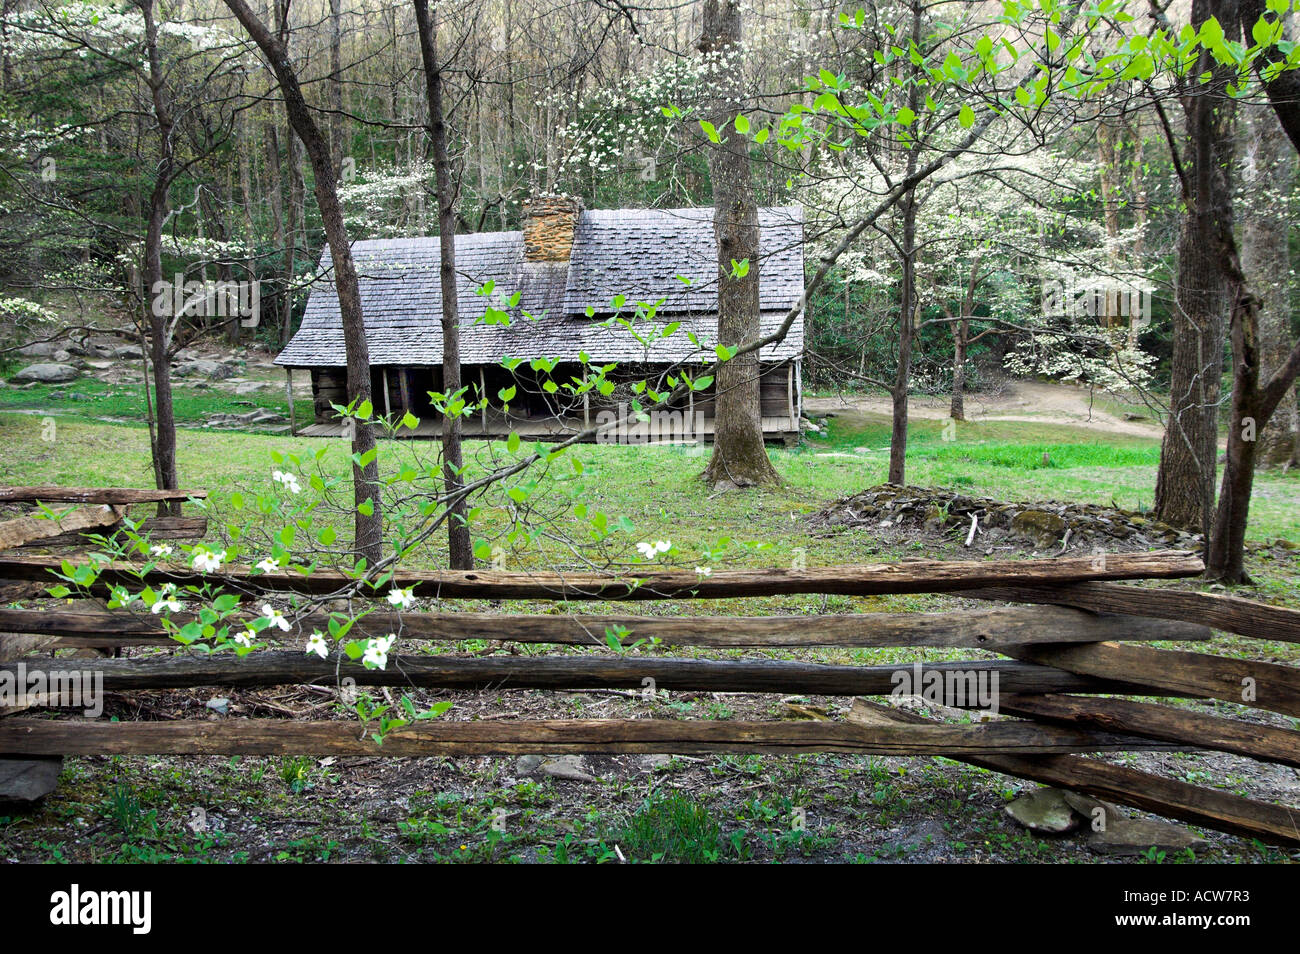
<box><xmin>285</xmin><ymin>368</ymin><xmax>296</xmax><ymax>435</ymax></box>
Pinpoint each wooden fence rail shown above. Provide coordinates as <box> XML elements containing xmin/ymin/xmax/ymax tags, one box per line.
<box><xmin>0</xmin><ymin>605</ymin><xmax>1210</xmax><ymax>649</ymax></box>
<box><xmin>0</xmin><ymin>550</ymin><xmax>1205</xmax><ymax>600</ymax></box>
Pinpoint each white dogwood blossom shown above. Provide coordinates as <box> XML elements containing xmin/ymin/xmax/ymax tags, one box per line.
<box><xmin>305</xmin><ymin>631</ymin><xmax>328</xmax><ymax>659</ymax></box>
<box><xmin>260</xmin><ymin>604</ymin><xmax>291</xmax><ymax>632</ymax></box>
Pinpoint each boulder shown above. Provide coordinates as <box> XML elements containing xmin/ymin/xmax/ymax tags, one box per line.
<box><xmin>112</xmin><ymin>345</ymin><xmax>143</xmax><ymax>359</ymax></box>
<box><xmin>1005</xmin><ymin>787</ymin><xmax>1080</xmax><ymax>833</ymax></box>
<box><xmin>1086</xmin><ymin>816</ymin><xmax>1207</xmax><ymax>856</ymax></box>
<box><xmin>11</xmin><ymin>363</ymin><xmax>79</xmax><ymax>384</ymax></box>
<box><xmin>0</xmin><ymin>756</ymin><xmax>63</xmax><ymax>808</ymax></box>
<box><xmin>16</xmin><ymin>342</ymin><xmax>56</xmax><ymax>358</ymax></box>
<box><xmin>174</xmin><ymin>358</ymin><xmax>234</xmax><ymax>380</ymax></box>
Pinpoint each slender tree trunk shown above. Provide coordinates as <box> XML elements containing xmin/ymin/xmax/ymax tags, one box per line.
<box><xmin>888</xmin><ymin>186</ymin><xmax>917</xmax><ymax>485</ymax></box>
<box><xmin>950</xmin><ymin>317</ymin><xmax>967</xmax><ymax>422</ymax></box>
<box><xmin>139</xmin><ymin>0</ymin><xmax>180</xmax><ymax>517</ymax></box>
<box><xmin>224</xmin><ymin>0</ymin><xmax>383</xmax><ymax>567</ymax></box>
<box><xmin>699</xmin><ymin>0</ymin><xmax>778</xmax><ymax>489</ymax></box>
<box><xmin>887</xmin><ymin>0</ymin><xmax>924</xmax><ymax>486</ymax></box>
<box><xmin>414</xmin><ymin>0</ymin><xmax>473</xmax><ymax>569</ymax></box>
<box><xmin>1129</xmin><ymin>123</ymin><xmax>1149</xmax><ymax>349</ymax></box>
<box><xmin>329</xmin><ymin>0</ymin><xmax>344</xmax><ymax>173</ymax></box>
<box><xmin>281</xmin><ymin>130</ymin><xmax>302</xmax><ymax>347</ymax></box>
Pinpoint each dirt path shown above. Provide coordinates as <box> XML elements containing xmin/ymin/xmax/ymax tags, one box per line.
<box><xmin>805</xmin><ymin>381</ymin><xmax>1166</xmax><ymax>440</ymax></box>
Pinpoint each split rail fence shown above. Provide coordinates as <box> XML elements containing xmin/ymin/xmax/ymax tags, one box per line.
<box><xmin>1</xmin><ymin>486</ymin><xmax>1299</xmax><ymax>846</ymax></box>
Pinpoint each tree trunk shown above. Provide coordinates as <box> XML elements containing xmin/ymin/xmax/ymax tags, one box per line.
<box><xmin>950</xmin><ymin>318</ymin><xmax>967</xmax><ymax>422</ymax></box>
<box><xmin>887</xmin><ymin>0</ymin><xmax>924</xmax><ymax>487</ymax></box>
<box><xmin>888</xmin><ymin>187</ymin><xmax>917</xmax><ymax>485</ymax></box>
<box><xmin>698</xmin><ymin>0</ymin><xmax>779</xmax><ymax>490</ymax></box>
<box><xmin>138</xmin><ymin>0</ymin><xmax>180</xmax><ymax>518</ymax></box>
<box><xmin>224</xmin><ymin>0</ymin><xmax>383</xmax><ymax>567</ymax></box>
<box><xmin>414</xmin><ymin>0</ymin><xmax>473</xmax><ymax>570</ymax></box>
<box><xmin>1207</xmin><ymin>294</ymin><xmax>1264</xmax><ymax>583</ymax></box>
<box><xmin>1241</xmin><ymin>103</ymin><xmax>1299</xmax><ymax>469</ymax></box>
<box><xmin>329</xmin><ymin>0</ymin><xmax>344</xmax><ymax>173</ymax></box>
<box><xmin>1154</xmin><ymin>1</ymin><xmax>1235</xmax><ymax>536</ymax></box>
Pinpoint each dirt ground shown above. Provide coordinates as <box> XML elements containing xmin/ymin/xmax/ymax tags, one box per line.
<box><xmin>805</xmin><ymin>380</ymin><xmax>1167</xmax><ymax>440</ymax></box>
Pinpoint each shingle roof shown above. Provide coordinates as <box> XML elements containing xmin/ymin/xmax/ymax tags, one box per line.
<box><xmin>275</xmin><ymin>206</ymin><xmax>804</xmax><ymax>368</ymax></box>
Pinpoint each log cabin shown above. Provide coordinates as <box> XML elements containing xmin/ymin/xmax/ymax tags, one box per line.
<box><xmin>276</xmin><ymin>196</ymin><xmax>805</xmax><ymax>443</ymax></box>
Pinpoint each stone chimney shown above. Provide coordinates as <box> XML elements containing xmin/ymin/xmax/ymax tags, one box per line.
<box><xmin>522</xmin><ymin>194</ymin><xmax>583</xmax><ymax>263</ymax></box>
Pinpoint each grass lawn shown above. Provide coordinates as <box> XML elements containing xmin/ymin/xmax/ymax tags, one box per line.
<box><xmin>5</xmin><ymin>405</ymin><xmax>1297</xmax><ymax>559</ymax></box>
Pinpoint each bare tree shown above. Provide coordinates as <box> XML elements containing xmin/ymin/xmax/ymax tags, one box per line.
<box><xmin>414</xmin><ymin>0</ymin><xmax>473</xmax><ymax>568</ymax></box>
<box><xmin>223</xmin><ymin>0</ymin><xmax>383</xmax><ymax>566</ymax></box>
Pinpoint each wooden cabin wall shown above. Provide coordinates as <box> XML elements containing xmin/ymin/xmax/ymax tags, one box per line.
<box><xmin>310</xmin><ymin>368</ymin><xmax>348</xmax><ymax>424</ymax></box>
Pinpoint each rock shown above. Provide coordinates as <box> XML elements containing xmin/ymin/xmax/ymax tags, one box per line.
<box><xmin>1005</xmin><ymin>787</ymin><xmax>1081</xmax><ymax>833</ymax></box>
<box><xmin>52</xmin><ymin>349</ymin><xmax>72</xmax><ymax>363</ymax></box>
<box><xmin>922</xmin><ymin>505</ymin><xmax>950</xmax><ymax>531</ymax></box>
<box><xmin>1086</xmin><ymin>816</ymin><xmax>1207</xmax><ymax>856</ymax></box>
<box><xmin>174</xmin><ymin>358</ymin><xmax>233</xmax><ymax>380</ymax></box>
<box><xmin>0</xmin><ymin>756</ymin><xmax>63</xmax><ymax>808</ymax></box>
<box><xmin>112</xmin><ymin>345</ymin><xmax>143</xmax><ymax>359</ymax></box>
<box><xmin>538</xmin><ymin>755</ymin><xmax>597</xmax><ymax>782</ymax></box>
<box><xmin>205</xmin><ymin>697</ymin><xmax>230</xmax><ymax>715</ymax></box>
<box><xmin>234</xmin><ymin>381</ymin><xmax>267</xmax><ymax>395</ymax></box>
<box><xmin>512</xmin><ymin>754</ymin><xmax>544</xmax><ymax>776</ymax></box>
<box><xmin>11</xmin><ymin>363</ymin><xmax>79</xmax><ymax>384</ymax></box>
<box><xmin>1061</xmin><ymin>791</ymin><xmax>1125</xmax><ymax>832</ymax></box>
<box><xmin>513</xmin><ymin>754</ymin><xmax>597</xmax><ymax>782</ymax></box>
<box><xmin>1009</xmin><ymin>509</ymin><xmax>1067</xmax><ymax>548</ymax></box>
<box><xmin>16</xmin><ymin>342</ymin><xmax>56</xmax><ymax>357</ymax></box>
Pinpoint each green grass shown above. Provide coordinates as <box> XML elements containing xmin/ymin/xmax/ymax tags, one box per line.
<box><xmin>5</xmin><ymin>406</ymin><xmax>1299</xmax><ymax>561</ymax></box>
<box><xmin>0</xmin><ymin>378</ymin><xmax>291</xmax><ymax>424</ymax></box>
<box><xmin>616</xmin><ymin>792</ymin><xmax>726</xmax><ymax>863</ymax></box>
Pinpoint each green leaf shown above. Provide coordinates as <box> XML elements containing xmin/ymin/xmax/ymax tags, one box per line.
<box><xmin>699</xmin><ymin>119</ymin><xmax>720</xmax><ymax>143</ymax></box>
<box><xmin>358</xmin><ymin>498</ymin><xmax>374</xmax><ymax>517</ymax></box>
<box><xmin>959</xmin><ymin>104</ymin><xmax>975</xmax><ymax>128</ymax></box>
<box><xmin>507</xmin><ymin>432</ymin><xmax>521</xmax><ymax>454</ymax></box>
<box><xmin>734</xmin><ymin>114</ymin><xmax>750</xmax><ymax>134</ymax></box>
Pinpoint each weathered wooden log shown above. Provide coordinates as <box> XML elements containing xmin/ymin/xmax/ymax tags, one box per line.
<box><xmin>16</xmin><ymin>516</ymin><xmax>208</xmax><ymax>549</ymax></box>
<box><xmin>0</xmin><ymin>653</ymin><xmax>1165</xmax><ymax>698</ymax></box>
<box><xmin>0</xmin><ymin>505</ymin><xmax>123</xmax><ymax>552</ymax></box>
<box><xmin>850</xmin><ymin>699</ymin><xmax>1300</xmax><ymax>847</ymax></box>
<box><xmin>996</xmin><ymin>641</ymin><xmax>1300</xmax><ymax>719</ymax></box>
<box><xmin>0</xmin><ymin>550</ymin><xmax>1205</xmax><ymax>600</ymax></box>
<box><xmin>969</xmin><ymin>581</ymin><xmax>1300</xmax><ymax>644</ymax></box>
<box><xmin>991</xmin><ymin>693</ymin><xmax>1300</xmax><ymax>769</ymax></box>
<box><xmin>0</xmin><ymin>605</ymin><xmax>1210</xmax><ymax>649</ymax></box>
<box><xmin>0</xmin><ymin>486</ymin><xmax>205</xmax><ymax>504</ymax></box>
<box><xmin>0</xmin><ymin>716</ymin><xmax>1185</xmax><ymax>758</ymax></box>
